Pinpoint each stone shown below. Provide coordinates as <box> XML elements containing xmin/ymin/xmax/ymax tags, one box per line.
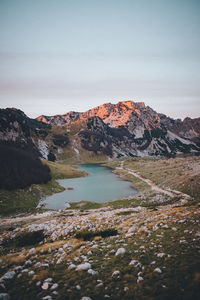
<box><xmin>154</xmin><ymin>268</ymin><xmax>162</xmax><ymax>273</ymax></box>
<box><xmin>68</xmin><ymin>264</ymin><xmax>76</xmax><ymax>270</ymax></box>
<box><xmin>50</xmin><ymin>283</ymin><xmax>58</xmax><ymax>290</ymax></box>
<box><xmin>42</xmin><ymin>282</ymin><xmax>49</xmax><ymax>290</ymax></box>
<box><xmin>81</xmin><ymin>297</ymin><xmax>92</xmax><ymax>300</ymax></box>
<box><xmin>76</xmin><ymin>263</ymin><xmax>91</xmax><ymax>271</ymax></box>
<box><xmin>76</xmin><ymin>285</ymin><xmax>81</xmax><ymax>290</ymax></box>
<box><xmin>1</xmin><ymin>271</ymin><xmax>15</xmax><ymax>281</ymax></box>
<box><xmin>115</xmin><ymin>248</ymin><xmax>126</xmax><ymax>256</ymax></box>
<box><xmin>112</xmin><ymin>270</ymin><xmax>120</xmax><ymax>276</ymax></box>
<box><xmin>0</xmin><ymin>294</ymin><xmax>10</xmax><ymax>300</ymax></box>
<box><xmin>88</xmin><ymin>269</ymin><xmax>97</xmax><ymax>275</ymax></box>
<box><xmin>29</xmin><ymin>248</ymin><xmax>36</xmax><ymax>255</ymax></box>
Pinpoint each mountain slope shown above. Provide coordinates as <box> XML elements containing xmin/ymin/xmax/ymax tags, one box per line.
<box><xmin>36</xmin><ymin>101</ymin><xmax>200</xmax><ymax>158</ymax></box>
<box><xmin>1</xmin><ymin>102</ymin><xmax>199</xmax><ymax>162</ymax></box>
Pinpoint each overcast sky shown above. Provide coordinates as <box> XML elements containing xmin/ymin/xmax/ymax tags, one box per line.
<box><xmin>0</xmin><ymin>0</ymin><xmax>199</xmax><ymax>119</ymax></box>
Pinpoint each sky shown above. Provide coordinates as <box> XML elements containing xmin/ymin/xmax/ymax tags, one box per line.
<box><xmin>0</xmin><ymin>0</ymin><xmax>199</xmax><ymax>119</ymax></box>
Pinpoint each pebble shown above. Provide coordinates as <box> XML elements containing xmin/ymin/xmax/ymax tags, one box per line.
<box><xmin>88</xmin><ymin>269</ymin><xmax>97</xmax><ymax>275</ymax></box>
<box><xmin>0</xmin><ymin>294</ymin><xmax>10</xmax><ymax>300</ymax></box>
<box><xmin>154</xmin><ymin>268</ymin><xmax>162</xmax><ymax>273</ymax></box>
<box><xmin>76</xmin><ymin>263</ymin><xmax>91</xmax><ymax>271</ymax></box>
<box><xmin>49</xmin><ymin>283</ymin><xmax>58</xmax><ymax>290</ymax></box>
<box><xmin>1</xmin><ymin>271</ymin><xmax>15</xmax><ymax>281</ymax></box>
<box><xmin>112</xmin><ymin>270</ymin><xmax>120</xmax><ymax>276</ymax></box>
<box><xmin>42</xmin><ymin>282</ymin><xmax>49</xmax><ymax>290</ymax></box>
<box><xmin>68</xmin><ymin>264</ymin><xmax>76</xmax><ymax>270</ymax></box>
<box><xmin>115</xmin><ymin>248</ymin><xmax>126</xmax><ymax>256</ymax></box>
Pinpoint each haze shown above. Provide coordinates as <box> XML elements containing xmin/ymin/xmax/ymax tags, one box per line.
<box><xmin>0</xmin><ymin>0</ymin><xmax>200</xmax><ymax>119</ymax></box>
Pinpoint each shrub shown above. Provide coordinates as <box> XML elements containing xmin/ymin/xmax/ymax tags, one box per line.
<box><xmin>2</xmin><ymin>230</ymin><xmax>45</xmax><ymax>248</ymax></box>
<box><xmin>75</xmin><ymin>228</ymin><xmax>118</xmax><ymax>240</ymax></box>
<box><xmin>0</xmin><ymin>143</ymin><xmax>51</xmax><ymax>190</ymax></box>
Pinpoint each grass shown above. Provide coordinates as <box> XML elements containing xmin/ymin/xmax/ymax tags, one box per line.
<box><xmin>0</xmin><ymin>161</ymin><xmax>87</xmax><ymax>216</ymax></box>
<box><xmin>1</xmin><ymin>205</ymin><xmax>199</xmax><ymax>300</ymax></box>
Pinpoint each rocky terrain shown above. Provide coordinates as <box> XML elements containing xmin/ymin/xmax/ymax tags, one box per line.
<box><xmin>1</xmin><ymin>101</ymin><xmax>199</xmax><ymax>164</ymax></box>
<box><xmin>0</xmin><ymin>156</ymin><xmax>200</xmax><ymax>299</ymax></box>
<box><xmin>36</xmin><ymin>101</ymin><xmax>200</xmax><ymax>158</ymax></box>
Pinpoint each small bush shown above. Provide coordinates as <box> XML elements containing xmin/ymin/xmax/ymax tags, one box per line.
<box><xmin>2</xmin><ymin>230</ymin><xmax>45</xmax><ymax>248</ymax></box>
<box><xmin>75</xmin><ymin>228</ymin><xmax>118</xmax><ymax>240</ymax></box>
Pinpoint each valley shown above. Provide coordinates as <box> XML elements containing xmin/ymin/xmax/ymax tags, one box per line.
<box><xmin>0</xmin><ymin>102</ymin><xmax>200</xmax><ymax>299</ymax></box>
<box><xmin>0</xmin><ymin>156</ymin><xmax>200</xmax><ymax>300</ymax></box>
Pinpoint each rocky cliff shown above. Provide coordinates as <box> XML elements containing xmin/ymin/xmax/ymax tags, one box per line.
<box><xmin>1</xmin><ymin>101</ymin><xmax>200</xmax><ymax>160</ymax></box>
<box><xmin>36</xmin><ymin>101</ymin><xmax>200</xmax><ymax>158</ymax></box>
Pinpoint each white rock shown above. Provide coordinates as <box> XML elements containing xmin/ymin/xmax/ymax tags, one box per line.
<box><xmin>154</xmin><ymin>268</ymin><xmax>162</xmax><ymax>273</ymax></box>
<box><xmin>1</xmin><ymin>271</ymin><xmax>15</xmax><ymax>281</ymax></box>
<box><xmin>81</xmin><ymin>297</ymin><xmax>92</xmax><ymax>300</ymax></box>
<box><xmin>42</xmin><ymin>282</ymin><xmax>49</xmax><ymax>290</ymax></box>
<box><xmin>28</xmin><ymin>271</ymin><xmax>35</xmax><ymax>276</ymax></box>
<box><xmin>115</xmin><ymin>248</ymin><xmax>126</xmax><ymax>256</ymax></box>
<box><xmin>76</xmin><ymin>263</ymin><xmax>91</xmax><ymax>271</ymax></box>
<box><xmin>0</xmin><ymin>294</ymin><xmax>10</xmax><ymax>300</ymax></box>
<box><xmin>88</xmin><ymin>269</ymin><xmax>97</xmax><ymax>275</ymax></box>
<box><xmin>112</xmin><ymin>270</ymin><xmax>120</xmax><ymax>276</ymax></box>
<box><xmin>29</xmin><ymin>248</ymin><xmax>36</xmax><ymax>255</ymax></box>
<box><xmin>68</xmin><ymin>264</ymin><xmax>76</xmax><ymax>270</ymax></box>
<box><xmin>44</xmin><ymin>278</ymin><xmax>53</xmax><ymax>283</ymax></box>
<box><xmin>42</xmin><ymin>296</ymin><xmax>52</xmax><ymax>300</ymax></box>
<box><xmin>157</xmin><ymin>253</ymin><xmax>165</xmax><ymax>258</ymax></box>
<box><xmin>137</xmin><ymin>276</ymin><xmax>144</xmax><ymax>283</ymax></box>
<box><xmin>50</xmin><ymin>283</ymin><xmax>58</xmax><ymax>290</ymax></box>
<box><xmin>76</xmin><ymin>285</ymin><xmax>81</xmax><ymax>290</ymax></box>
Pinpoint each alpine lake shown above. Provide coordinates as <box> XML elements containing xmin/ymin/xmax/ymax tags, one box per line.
<box><xmin>43</xmin><ymin>164</ymin><xmax>137</xmax><ymax>209</ymax></box>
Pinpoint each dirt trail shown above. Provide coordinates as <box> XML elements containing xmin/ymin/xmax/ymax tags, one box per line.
<box><xmin>118</xmin><ymin>161</ymin><xmax>191</xmax><ymax>201</ymax></box>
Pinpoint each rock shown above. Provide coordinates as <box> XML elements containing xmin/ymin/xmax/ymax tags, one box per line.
<box><xmin>44</xmin><ymin>278</ymin><xmax>53</xmax><ymax>283</ymax></box>
<box><xmin>28</xmin><ymin>271</ymin><xmax>35</xmax><ymax>276</ymax></box>
<box><xmin>154</xmin><ymin>268</ymin><xmax>162</xmax><ymax>273</ymax></box>
<box><xmin>29</xmin><ymin>248</ymin><xmax>36</xmax><ymax>255</ymax></box>
<box><xmin>81</xmin><ymin>297</ymin><xmax>92</xmax><ymax>300</ymax></box>
<box><xmin>76</xmin><ymin>285</ymin><xmax>81</xmax><ymax>290</ymax></box>
<box><xmin>0</xmin><ymin>294</ymin><xmax>10</xmax><ymax>300</ymax></box>
<box><xmin>42</xmin><ymin>296</ymin><xmax>52</xmax><ymax>300</ymax></box>
<box><xmin>1</xmin><ymin>271</ymin><xmax>15</xmax><ymax>281</ymax></box>
<box><xmin>50</xmin><ymin>283</ymin><xmax>58</xmax><ymax>290</ymax></box>
<box><xmin>157</xmin><ymin>253</ymin><xmax>165</xmax><ymax>258</ymax></box>
<box><xmin>115</xmin><ymin>248</ymin><xmax>126</xmax><ymax>256</ymax></box>
<box><xmin>124</xmin><ymin>287</ymin><xmax>129</xmax><ymax>292</ymax></box>
<box><xmin>25</xmin><ymin>260</ymin><xmax>32</xmax><ymax>266</ymax></box>
<box><xmin>42</xmin><ymin>282</ymin><xmax>49</xmax><ymax>290</ymax></box>
<box><xmin>76</xmin><ymin>263</ymin><xmax>91</xmax><ymax>271</ymax></box>
<box><xmin>112</xmin><ymin>270</ymin><xmax>120</xmax><ymax>276</ymax></box>
<box><xmin>68</xmin><ymin>264</ymin><xmax>76</xmax><ymax>270</ymax></box>
<box><xmin>137</xmin><ymin>276</ymin><xmax>144</xmax><ymax>283</ymax></box>
<box><xmin>88</xmin><ymin>269</ymin><xmax>97</xmax><ymax>275</ymax></box>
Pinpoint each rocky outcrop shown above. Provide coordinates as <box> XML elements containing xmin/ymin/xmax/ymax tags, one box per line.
<box><xmin>1</xmin><ymin>101</ymin><xmax>200</xmax><ymax>160</ymax></box>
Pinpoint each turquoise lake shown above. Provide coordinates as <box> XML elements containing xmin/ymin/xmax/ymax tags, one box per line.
<box><xmin>43</xmin><ymin>164</ymin><xmax>137</xmax><ymax>209</ymax></box>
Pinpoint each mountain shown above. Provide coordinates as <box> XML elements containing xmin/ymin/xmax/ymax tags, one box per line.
<box><xmin>0</xmin><ymin>108</ymin><xmax>51</xmax><ymax>190</ymax></box>
<box><xmin>36</xmin><ymin>101</ymin><xmax>200</xmax><ymax>158</ymax></box>
<box><xmin>0</xmin><ymin>101</ymin><xmax>200</xmax><ymax>163</ymax></box>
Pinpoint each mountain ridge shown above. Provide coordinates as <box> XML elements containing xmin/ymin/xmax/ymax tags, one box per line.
<box><xmin>1</xmin><ymin>101</ymin><xmax>200</xmax><ymax>160</ymax></box>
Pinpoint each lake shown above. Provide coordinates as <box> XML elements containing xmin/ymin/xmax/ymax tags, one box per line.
<box><xmin>43</xmin><ymin>164</ymin><xmax>137</xmax><ymax>209</ymax></box>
